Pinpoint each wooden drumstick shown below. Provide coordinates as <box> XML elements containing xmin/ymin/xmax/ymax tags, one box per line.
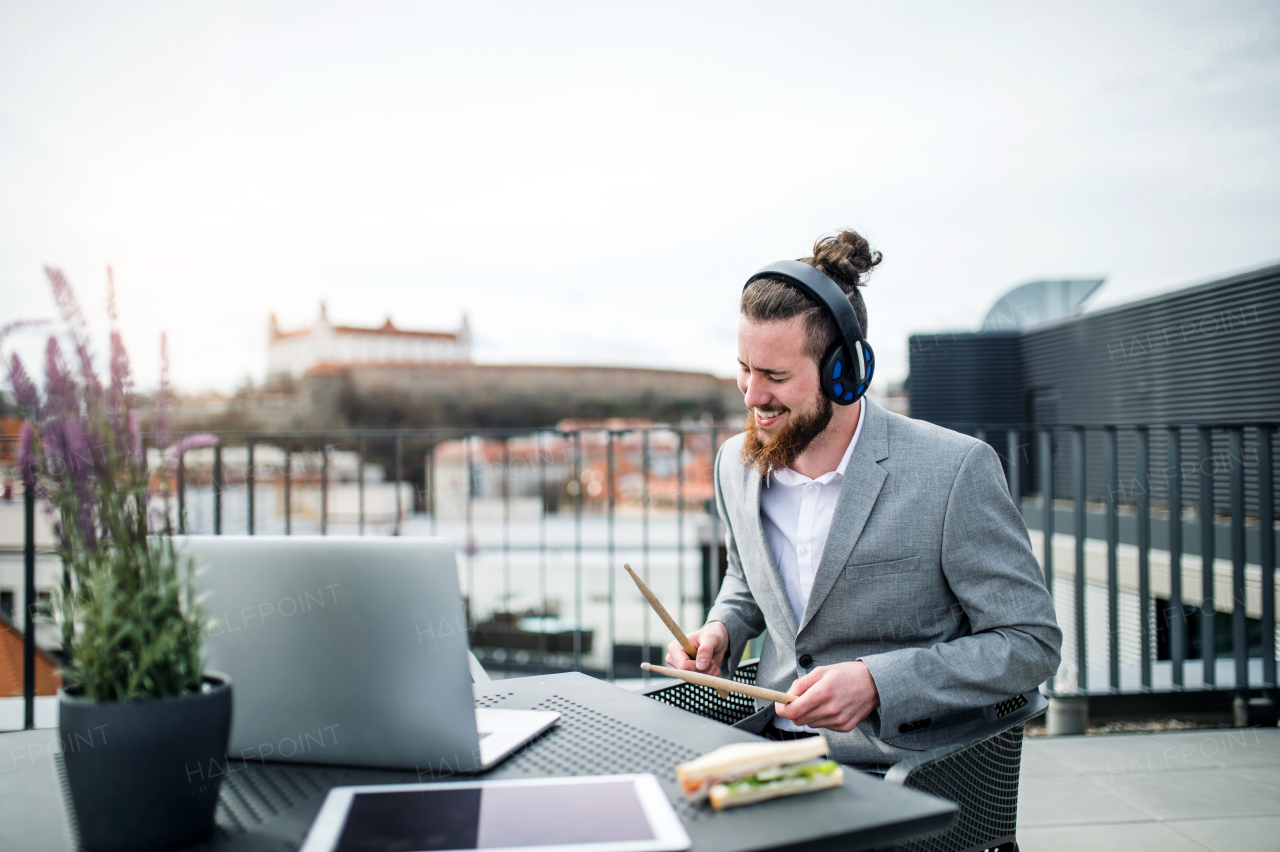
<box><xmin>640</xmin><ymin>663</ymin><xmax>795</xmax><ymax>704</ymax></box>
<box><xmin>624</xmin><ymin>562</ymin><xmax>697</xmax><ymax>658</ymax></box>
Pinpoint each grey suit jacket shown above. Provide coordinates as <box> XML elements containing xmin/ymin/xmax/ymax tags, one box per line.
<box><xmin>707</xmin><ymin>398</ymin><xmax>1062</xmax><ymax>766</ymax></box>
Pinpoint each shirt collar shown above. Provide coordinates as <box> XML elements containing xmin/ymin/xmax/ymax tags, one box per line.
<box><xmin>770</xmin><ymin>400</ymin><xmax>866</xmax><ymax>487</ymax></box>
<box><xmin>835</xmin><ymin>397</ymin><xmax>865</xmax><ymax>475</ymax></box>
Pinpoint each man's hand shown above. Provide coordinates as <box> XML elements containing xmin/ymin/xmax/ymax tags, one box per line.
<box><xmin>665</xmin><ymin>622</ymin><xmax>730</xmax><ymax>678</ymax></box>
<box><xmin>773</xmin><ymin>661</ymin><xmax>880</xmax><ymax>733</ymax></box>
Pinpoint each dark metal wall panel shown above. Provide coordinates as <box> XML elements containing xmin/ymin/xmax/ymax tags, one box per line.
<box><xmin>1021</xmin><ymin>264</ymin><xmax>1280</xmax><ymax>514</ymax></box>
<box><xmin>906</xmin><ymin>262</ymin><xmax>1280</xmax><ymax>516</ymax></box>
<box><xmin>1020</xmin><ymin>262</ymin><xmax>1280</xmax><ymax>424</ymax></box>
<box><xmin>906</xmin><ymin>331</ymin><xmax>1024</xmax><ymax>424</ymax></box>
<box><xmin>906</xmin><ymin>331</ymin><xmax>1023</xmax><ymax>477</ymax></box>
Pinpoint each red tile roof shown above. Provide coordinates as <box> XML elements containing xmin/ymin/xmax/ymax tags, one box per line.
<box><xmin>271</xmin><ymin>318</ymin><xmax>460</xmax><ymax>342</ymax></box>
<box><xmin>331</xmin><ymin>320</ymin><xmax>460</xmax><ymax>341</ymax></box>
<box><xmin>0</xmin><ymin>616</ymin><xmax>62</xmax><ymax>697</ymax></box>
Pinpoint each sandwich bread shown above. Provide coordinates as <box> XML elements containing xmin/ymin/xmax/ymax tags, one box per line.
<box><xmin>676</xmin><ymin>738</ymin><xmax>844</xmax><ymax>810</ymax></box>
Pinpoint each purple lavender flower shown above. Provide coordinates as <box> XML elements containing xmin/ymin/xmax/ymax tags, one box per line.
<box><xmin>110</xmin><ymin>331</ymin><xmax>131</xmax><ymax>394</ymax></box>
<box><xmin>165</xmin><ymin>433</ymin><xmax>219</xmax><ymax>459</ymax></box>
<box><xmin>42</xmin><ymin>419</ymin><xmax>65</xmax><ymax>477</ymax></box>
<box><xmin>6</xmin><ymin>353</ymin><xmax>41</xmax><ymax>419</ymax></box>
<box><xmin>64</xmin><ymin>419</ymin><xmax>92</xmax><ymax>476</ymax></box>
<box><xmin>46</xmin><ymin>418</ymin><xmax>99</xmax><ymax>552</ymax></box>
<box><xmin>45</xmin><ymin>266</ymin><xmax>99</xmax><ymax>396</ymax></box>
<box><xmin>44</xmin><ymin>338</ymin><xmax>77</xmax><ymax>421</ymax></box>
<box><xmin>0</xmin><ymin>319</ymin><xmax>48</xmax><ymax>348</ymax></box>
<box><xmin>42</xmin><ymin>419</ymin><xmax>76</xmax><ymax>482</ymax></box>
<box><xmin>108</xmin><ymin>330</ymin><xmax>133</xmax><ymax>457</ymax></box>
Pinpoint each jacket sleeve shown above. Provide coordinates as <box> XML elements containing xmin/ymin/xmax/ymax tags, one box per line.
<box><xmin>858</xmin><ymin>441</ymin><xmax>1062</xmax><ymax>741</ymax></box>
<box><xmin>705</xmin><ymin>442</ymin><xmax>766</xmax><ymax>677</ymax></box>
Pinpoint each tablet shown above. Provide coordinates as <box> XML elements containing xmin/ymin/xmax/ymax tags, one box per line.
<box><xmin>299</xmin><ymin>775</ymin><xmax>692</xmax><ymax>852</ymax></box>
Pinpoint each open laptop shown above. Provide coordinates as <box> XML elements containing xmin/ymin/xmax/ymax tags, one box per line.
<box><xmin>173</xmin><ymin>536</ymin><xmax>558</xmax><ymax>773</ymax></box>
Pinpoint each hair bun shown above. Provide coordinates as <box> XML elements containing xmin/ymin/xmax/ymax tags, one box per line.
<box><xmin>805</xmin><ymin>230</ymin><xmax>882</xmax><ymax>292</ymax></box>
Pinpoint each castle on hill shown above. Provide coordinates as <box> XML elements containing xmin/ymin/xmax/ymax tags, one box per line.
<box><xmin>267</xmin><ymin>302</ymin><xmax>471</xmax><ymax>381</ymax></box>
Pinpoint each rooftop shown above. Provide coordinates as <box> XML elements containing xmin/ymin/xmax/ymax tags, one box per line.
<box><xmin>0</xmin><ymin>616</ymin><xmax>61</xmax><ymax>699</ymax></box>
<box><xmin>1017</xmin><ymin>727</ymin><xmax>1280</xmax><ymax>851</ymax></box>
<box><xmin>268</xmin><ymin>302</ymin><xmax>466</xmax><ymax>342</ymax></box>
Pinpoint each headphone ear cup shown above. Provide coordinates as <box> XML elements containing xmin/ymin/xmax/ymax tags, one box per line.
<box><xmin>820</xmin><ymin>343</ymin><xmax>859</xmax><ymax>406</ymax></box>
<box><xmin>857</xmin><ymin>341</ymin><xmax>875</xmax><ymax>401</ymax></box>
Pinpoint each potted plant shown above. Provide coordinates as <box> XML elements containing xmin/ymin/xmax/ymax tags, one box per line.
<box><xmin>4</xmin><ymin>267</ymin><xmax>231</xmax><ymax>852</ymax></box>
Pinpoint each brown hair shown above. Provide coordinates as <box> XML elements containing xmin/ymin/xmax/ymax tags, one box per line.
<box><xmin>740</xmin><ymin>229</ymin><xmax>882</xmax><ymax>363</ymax></box>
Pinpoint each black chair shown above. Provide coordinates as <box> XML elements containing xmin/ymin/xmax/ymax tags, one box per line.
<box><xmin>644</xmin><ymin>660</ymin><xmax>1047</xmax><ymax>852</ymax></box>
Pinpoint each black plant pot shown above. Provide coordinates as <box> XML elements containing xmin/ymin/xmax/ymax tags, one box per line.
<box><xmin>59</xmin><ymin>672</ymin><xmax>233</xmax><ymax>852</ymax></box>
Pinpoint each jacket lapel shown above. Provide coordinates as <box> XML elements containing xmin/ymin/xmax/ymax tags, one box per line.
<box><xmin>797</xmin><ymin>399</ymin><xmax>890</xmax><ymax>635</ymax></box>
<box><xmin>742</xmin><ymin>462</ymin><xmax>800</xmax><ymax>642</ymax></box>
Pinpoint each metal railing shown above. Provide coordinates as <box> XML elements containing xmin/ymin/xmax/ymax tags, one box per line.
<box><xmin>5</xmin><ymin>424</ymin><xmax>738</xmax><ymax>729</ymax></box>
<box><xmin>950</xmin><ymin>422</ymin><xmax>1277</xmax><ymax>699</ymax></box>
<box><xmin>6</xmin><ymin>418</ymin><xmax>1277</xmax><ymax>729</ymax></box>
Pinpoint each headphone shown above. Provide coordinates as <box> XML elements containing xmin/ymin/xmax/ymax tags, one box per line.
<box><xmin>743</xmin><ymin>259</ymin><xmax>875</xmax><ymax>405</ymax></box>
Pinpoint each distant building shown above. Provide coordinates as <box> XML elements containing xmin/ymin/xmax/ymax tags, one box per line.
<box><xmin>156</xmin><ymin>304</ymin><xmax>741</xmax><ymax>432</ymax></box>
<box><xmin>302</xmin><ymin>362</ymin><xmax>743</xmax><ymax>430</ymax></box>
<box><xmin>267</xmin><ymin>302</ymin><xmax>470</xmax><ymax>380</ymax></box>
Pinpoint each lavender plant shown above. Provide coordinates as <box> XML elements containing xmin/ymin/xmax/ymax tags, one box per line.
<box><xmin>4</xmin><ymin>267</ymin><xmax>217</xmax><ymax>702</ymax></box>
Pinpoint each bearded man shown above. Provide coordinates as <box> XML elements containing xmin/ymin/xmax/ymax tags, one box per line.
<box><xmin>666</xmin><ymin>229</ymin><xmax>1061</xmax><ymax>768</ymax></box>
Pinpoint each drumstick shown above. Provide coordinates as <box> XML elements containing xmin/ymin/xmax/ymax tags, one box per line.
<box><xmin>641</xmin><ymin>663</ymin><xmax>795</xmax><ymax>704</ymax></box>
<box><xmin>624</xmin><ymin>562</ymin><xmax>697</xmax><ymax>657</ymax></box>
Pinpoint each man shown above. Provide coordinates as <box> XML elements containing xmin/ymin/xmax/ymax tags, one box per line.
<box><xmin>667</xmin><ymin>230</ymin><xmax>1061</xmax><ymax>767</ymax></box>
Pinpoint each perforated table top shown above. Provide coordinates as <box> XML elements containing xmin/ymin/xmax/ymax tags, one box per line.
<box><xmin>0</xmin><ymin>673</ymin><xmax>955</xmax><ymax>852</ymax></box>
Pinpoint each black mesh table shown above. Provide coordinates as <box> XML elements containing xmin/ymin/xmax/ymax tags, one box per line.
<box><xmin>0</xmin><ymin>673</ymin><xmax>956</xmax><ymax>852</ymax></box>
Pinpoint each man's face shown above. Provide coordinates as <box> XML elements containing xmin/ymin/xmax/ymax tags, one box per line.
<box><xmin>737</xmin><ymin>315</ymin><xmax>833</xmax><ymax>476</ymax></box>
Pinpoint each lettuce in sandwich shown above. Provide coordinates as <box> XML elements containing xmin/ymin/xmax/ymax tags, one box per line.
<box><xmin>676</xmin><ymin>738</ymin><xmax>844</xmax><ymax>810</ymax></box>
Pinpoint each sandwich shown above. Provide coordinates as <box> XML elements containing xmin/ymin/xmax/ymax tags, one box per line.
<box><xmin>676</xmin><ymin>737</ymin><xmax>844</xmax><ymax>810</ymax></box>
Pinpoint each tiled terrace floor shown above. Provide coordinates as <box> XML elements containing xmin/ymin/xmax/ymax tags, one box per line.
<box><xmin>1018</xmin><ymin>728</ymin><xmax>1280</xmax><ymax>851</ymax></box>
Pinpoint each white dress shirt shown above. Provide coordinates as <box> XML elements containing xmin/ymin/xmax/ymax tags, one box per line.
<box><xmin>759</xmin><ymin>401</ymin><xmax>865</xmax><ymax>730</ymax></box>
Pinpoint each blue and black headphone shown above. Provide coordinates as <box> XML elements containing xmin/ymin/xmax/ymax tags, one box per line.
<box><xmin>744</xmin><ymin>259</ymin><xmax>875</xmax><ymax>405</ymax></box>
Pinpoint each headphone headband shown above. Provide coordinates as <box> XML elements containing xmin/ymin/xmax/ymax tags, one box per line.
<box><xmin>744</xmin><ymin>259</ymin><xmax>868</xmax><ymax>386</ymax></box>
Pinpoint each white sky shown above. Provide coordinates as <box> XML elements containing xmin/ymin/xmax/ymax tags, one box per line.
<box><xmin>2</xmin><ymin>1</ymin><xmax>1277</xmax><ymax>396</ymax></box>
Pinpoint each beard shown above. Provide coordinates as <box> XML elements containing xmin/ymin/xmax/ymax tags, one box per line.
<box><xmin>739</xmin><ymin>392</ymin><xmax>834</xmax><ymax>478</ymax></box>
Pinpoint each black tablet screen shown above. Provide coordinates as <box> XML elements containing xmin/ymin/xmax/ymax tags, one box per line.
<box><xmin>336</xmin><ymin>782</ymin><xmax>656</xmax><ymax>851</ymax></box>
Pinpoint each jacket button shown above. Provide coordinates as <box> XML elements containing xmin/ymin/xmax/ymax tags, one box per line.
<box><xmin>898</xmin><ymin>723</ymin><xmax>911</xmax><ymax>734</ymax></box>
<box><xmin>798</xmin><ymin>654</ymin><xmax>813</xmax><ymax>668</ymax></box>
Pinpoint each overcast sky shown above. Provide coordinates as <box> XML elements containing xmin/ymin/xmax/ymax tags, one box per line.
<box><xmin>2</xmin><ymin>1</ymin><xmax>1277</xmax><ymax>397</ymax></box>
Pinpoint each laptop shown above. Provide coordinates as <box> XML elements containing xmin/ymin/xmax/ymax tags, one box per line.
<box><xmin>173</xmin><ymin>536</ymin><xmax>558</xmax><ymax>774</ymax></box>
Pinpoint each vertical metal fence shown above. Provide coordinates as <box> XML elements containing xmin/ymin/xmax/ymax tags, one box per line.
<box><xmin>952</xmin><ymin>421</ymin><xmax>1277</xmax><ymax>698</ymax></box>
<box><xmin>6</xmin><ymin>419</ymin><xmax>1276</xmax><ymax>729</ymax></box>
<box><xmin>3</xmin><ymin>424</ymin><xmax>736</xmax><ymax>728</ymax></box>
